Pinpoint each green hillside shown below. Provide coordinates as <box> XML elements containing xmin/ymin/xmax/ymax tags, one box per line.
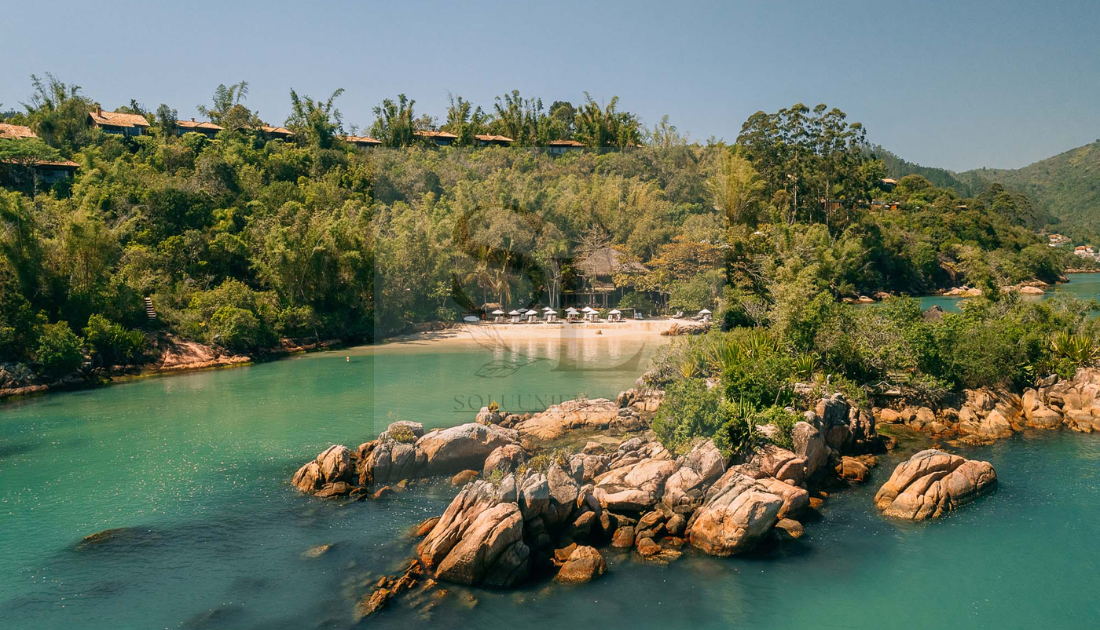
<box><xmin>961</xmin><ymin>140</ymin><xmax>1100</xmax><ymax>238</ymax></box>
<box><xmin>868</xmin><ymin>145</ymin><xmax>978</xmax><ymax>197</ymax></box>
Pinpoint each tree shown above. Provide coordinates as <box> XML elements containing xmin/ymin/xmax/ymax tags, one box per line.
<box><xmin>155</xmin><ymin>103</ymin><xmax>178</xmax><ymax>138</ymax></box>
<box><xmin>286</xmin><ymin>88</ymin><xmax>344</xmax><ymax>149</ymax></box>
<box><xmin>441</xmin><ymin>94</ymin><xmax>490</xmax><ymax>147</ymax></box>
<box><xmin>573</xmin><ymin>93</ymin><xmax>642</xmax><ymax>148</ymax></box>
<box><xmin>371</xmin><ymin>94</ymin><xmax>417</xmax><ymax>147</ymax></box>
<box><xmin>21</xmin><ymin>73</ymin><xmax>94</xmax><ymax>155</ymax></box>
<box><xmin>709</xmin><ymin>151</ymin><xmax>764</xmax><ymax>226</ymax></box>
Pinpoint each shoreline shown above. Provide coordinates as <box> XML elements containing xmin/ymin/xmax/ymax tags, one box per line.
<box><xmin>380</xmin><ymin>318</ymin><xmax>688</xmax><ymax>347</ymax></box>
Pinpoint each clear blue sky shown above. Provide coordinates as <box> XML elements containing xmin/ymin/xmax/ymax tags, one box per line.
<box><xmin>2</xmin><ymin>0</ymin><xmax>1097</xmax><ymax>171</ymax></box>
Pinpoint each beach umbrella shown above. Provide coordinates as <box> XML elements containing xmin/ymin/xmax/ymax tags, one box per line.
<box><xmin>699</xmin><ymin>309</ymin><xmax>712</xmax><ymax>314</ymax></box>
<box><xmin>508</xmin><ymin>310</ymin><xmax>521</xmax><ymax>315</ymax></box>
<box><xmin>609</xmin><ymin>309</ymin><xmax>621</xmax><ymax>314</ymax></box>
<box><xmin>565</xmin><ymin>307</ymin><xmax>579</xmax><ymax>314</ymax></box>
<box><xmin>542</xmin><ymin>306</ymin><xmax>556</xmax><ymax>312</ymax></box>
<box><xmin>581</xmin><ymin>307</ymin><xmax>595</xmax><ymax>313</ymax></box>
<box><xmin>491</xmin><ymin>309</ymin><xmax>504</xmax><ymax>315</ymax></box>
<box><xmin>526</xmin><ymin>309</ymin><xmax>539</xmax><ymax>315</ymax></box>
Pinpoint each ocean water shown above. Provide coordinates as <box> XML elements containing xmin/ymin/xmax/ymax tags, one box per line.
<box><xmin>2</xmin><ymin>324</ymin><xmax>1100</xmax><ymax>628</ymax></box>
<box><xmin>916</xmin><ymin>271</ymin><xmax>1100</xmax><ymax>312</ymax></box>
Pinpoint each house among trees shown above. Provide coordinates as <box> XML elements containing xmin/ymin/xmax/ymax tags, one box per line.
<box><xmin>88</xmin><ymin>107</ymin><xmax>150</xmax><ymax>137</ymax></box>
<box><xmin>474</xmin><ymin>134</ymin><xmax>513</xmax><ymax>147</ymax></box>
<box><xmin>572</xmin><ymin>245</ymin><xmax>649</xmax><ymax>307</ymax></box>
<box><xmin>31</xmin><ymin>159</ymin><xmax>80</xmax><ymax>183</ymax></box>
<box><xmin>414</xmin><ymin>130</ymin><xmax>458</xmax><ymax>146</ymax></box>
<box><xmin>175</xmin><ymin>118</ymin><xmax>223</xmax><ymax>139</ymax></box>
<box><xmin>258</xmin><ymin>125</ymin><xmax>294</xmax><ymax>140</ymax></box>
<box><xmin>547</xmin><ymin>139</ymin><xmax>585</xmax><ymax>154</ymax></box>
<box><xmin>343</xmin><ymin>135</ymin><xmax>383</xmax><ymax>149</ymax></box>
<box><xmin>0</xmin><ymin>123</ymin><xmax>37</xmax><ymax>139</ymax></box>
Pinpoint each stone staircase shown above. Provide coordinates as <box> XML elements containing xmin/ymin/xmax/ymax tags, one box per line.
<box><xmin>144</xmin><ymin>297</ymin><xmax>157</xmax><ymax>320</ymax></box>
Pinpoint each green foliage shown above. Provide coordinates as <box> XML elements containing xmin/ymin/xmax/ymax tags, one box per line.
<box><xmin>652</xmin><ymin>378</ymin><xmax>723</xmax><ymax>454</ymax></box>
<box><xmin>758</xmin><ymin>406</ymin><xmax>799</xmax><ymax>450</ymax></box>
<box><xmin>388</xmin><ymin>425</ymin><xmax>418</xmax><ymax>444</ymax></box>
<box><xmin>34</xmin><ymin>321</ymin><xmax>83</xmax><ymax>379</ymax></box>
<box><xmin>83</xmin><ymin>314</ymin><xmax>145</xmax><ymax>369</ymax></box>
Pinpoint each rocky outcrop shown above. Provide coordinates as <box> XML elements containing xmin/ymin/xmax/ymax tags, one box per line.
<box><xmin>874</xmin><ymin>449</ymin><xmax>997</xmax><ymax>520</ymax></box>
<box><xmin>687</xmin><ymin>469</ymin><xmax>784</xmax><ymax>556</ymax></box>
<box><xmin>874</xmin><ymin>368</ymin><xmax>1100</xmax><ymax>441</ymax></box>
<box><xmin>293</xmin><ymin>421</ymin><xmax>521</xmax><ymax>495</ymax></box>
<box><xmin>417</xmin><ymin>480</ymin><xmax>530</xmax><ymax>587</ymax></box>
<box><xmin>483</xmin><ymin>444</ymin><xmax>527</xmax><ymax>475</ymax></box>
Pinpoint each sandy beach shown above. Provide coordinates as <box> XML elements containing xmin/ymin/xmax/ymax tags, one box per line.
<box><xmin>382</xmin><ymin>318</ymin><xmax>695</xmax><ymax>347</ymax></box>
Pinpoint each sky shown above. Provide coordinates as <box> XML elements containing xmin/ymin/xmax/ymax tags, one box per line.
<box><xmin>1</xmin><ymin>0</ymin><xmax>1097</xmax><ymax>171</ymax></box>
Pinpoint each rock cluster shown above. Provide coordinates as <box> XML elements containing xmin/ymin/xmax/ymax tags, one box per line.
<box><xmin>295</xmin><ymin>389</ymin><xmax>894</xmax><ymax>618</ymax></box>
<box><xmin>875</xmin><ymin>368</ymin><xmax>1100</xmax><ymax>441</ymax></box>
<box><xmin>291</xmin><ymin>421</ymin><xmax>519</xmax><ymax>497</ymax></box>
<box><xmin>874</xmin><ymin>449</ymin><xmax>997</xmax><ymax>520</ymax></box>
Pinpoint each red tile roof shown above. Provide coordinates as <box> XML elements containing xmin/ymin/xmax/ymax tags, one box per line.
<box><xmin>89</xmin><ymin>109</ymin><xmax>150</xmax><ymax>128</ymax></box>
<box><xmin>343</xmin><ymin>135</ymin><xmax>382</xmax><ymax>145</ymax></box>
<box><xmin>415</xmin><ymin>130</ymin><xmax>458</xmax><ymax>139</ymax></box>
<box><xmin>0</xmin><ymin>123</ymin><xmax>37</xmax><ymax>139</ymax></box>
<box><xmin>176</xmin><ymin>119</ymin><xmax>224</xmax><ymax>132</ymax></box>
<box><xmin>547</xmin><ymin>139</ymin><xmax>585</xmax><ymax>147</ymax></box>
<box><xmin>475</xmin><ymin>134</ymin><xmax>514</xmax><ymax>143</ymax></box>
<box><xmin>260</xmin><ymin>125</ymin><xmax>293</xmax><ymax>136</ymax></box>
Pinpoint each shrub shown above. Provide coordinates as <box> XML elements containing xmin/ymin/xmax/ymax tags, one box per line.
<box><xmin>755</xmin><ymin>406</ymin><xmax>799</xmax><ymax>450</ymax></box>
<box><xmin>209</xmin><ymin>306</ymin><xmax>262</xmax><ymax>352</ymax></box>
<box><xmin>388</xmin><ymin>424</ymin><xmax>418</xmax><ymax>444</ymax></box>
<box><xmin>34</xmin><ymin>321</ymin><xmax>84</xmax><ymax>380</ymax></box>
<box><xmin>83</xmin><ymin>314</ymin><xmax>146</xmax><ymax>369</ymax></box>
<box><xmin>652</xmin><ymin>378</ymin><xmax>723</xmax><ymax>455</ymax></box>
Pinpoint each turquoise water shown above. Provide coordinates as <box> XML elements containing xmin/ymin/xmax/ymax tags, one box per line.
<box><xmin>915</xmin><ymin>272</ymin><xmax>1100</xmax><ymax>312</ymax></box>
<box><xmin>3</xmin><ymin>326</ymin><xmax>1100</xmax><ymax>628</ymax></box>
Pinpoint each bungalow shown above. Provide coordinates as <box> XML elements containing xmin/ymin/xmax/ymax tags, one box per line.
<box><xmin>343</xmin><ymin>135</ymin><xmax>383</xmax><ymax>149</ymax></box>
<box><xmin>414</xmin><ymin>130</ymin><xmax>457</xmax><ymax>146</ymax></box>
<box><xmin>547</xmin><ymin>139</ymin><xmax>584</xmax><ymax>155</ymax></box>
<box><xmin>175</xmin><ymin>118</ymin><xmax>223</xmax><ymax>139</ymax></box>
<box><xmin>32</xmin><ymin>159</ymin><xmax>80</xmax><ymax>184</ymax></box>
<box><xmin>88</xmin><ymin>107</ymin><xmax>150</xmax><ymax>137</ymax></box>
<box><xmin>880</xmin><ymin>178</ymin><xmax>898</xmax><ymax>191</ymax></box>
<box><xmin>474</xmin><ymin>134</ymin><xmax>513</xmax><ymax>147</ymax></box>
<box><xmin>0</xmin><ymin>123</ymin><xmax>37</xmax><ymax>139</ymax></box>
<box><xmin>259</xmin><ymin>125</ymin><xmax>294</xmax><ymax>140</ymax></box>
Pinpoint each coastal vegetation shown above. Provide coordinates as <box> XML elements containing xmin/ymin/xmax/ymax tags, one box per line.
<box><xmin>0</xmin><ymin>74</ymin><xmax>1086</xmax><ymax>389</ymax></box>
<box><xmin>651</xmin><ymin>293</ymin><xmax>1100</xmax><ymax>456</ymax></box>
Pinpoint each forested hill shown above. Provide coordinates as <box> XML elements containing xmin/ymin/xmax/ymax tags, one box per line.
<box><xmin>960</xmin><ymin>140</ymin><xmax>1100</xmax><ymax>238</ymax></box>
<box><xmin>868</xmin><ymin>145</ymin><xmax>977</xmax><ymax>197</ymax></box>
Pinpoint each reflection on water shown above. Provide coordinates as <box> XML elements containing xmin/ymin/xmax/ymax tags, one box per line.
<box><xmin>3</xmin><ymin>322</ymin><xmax>1100</xmax><ymax>628</ymax></box>
<box><xmin>0</xmin><ymin>334</ymin><xmax>663</xmax><ymax>629</ymax></box>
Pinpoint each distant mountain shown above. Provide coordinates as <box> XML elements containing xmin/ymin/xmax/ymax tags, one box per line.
<box><xmin>867</xmin><ymin>145</ymin><xmax>978</xmax><ymax>197</ymax></box>
<box><xmin>959</xmin><ymin>140</ymin><xmax>1100</xmax><ymax>237</ymax></box>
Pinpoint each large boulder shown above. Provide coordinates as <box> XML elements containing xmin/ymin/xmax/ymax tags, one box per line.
<box><xmin>663</xmin><ymin>440</ymin><xmax>727</xmax><ymax>511</ymax></box>
<box><xmin>687</xmin><ymin>469</ymin><xmax>784</xmax><ymax>556</ymax></box>
<box><xmin>510</xmin><ymin>395</ymin><xmax>646</xmax><ymax>439</ymax></box>
<box><xmin>593</xmin><ymin>458</ymin><xmax>680</xmax><ymax>512</ymax></box>
<box><xmin>366</xmin><ymin>439</ymin><xmax>426</xmax><ymax>484</ymax></box>
<box><xmin>753</xmin><ymin>444</ymin><xmax>805</xmax><ymax>485</ymax></box>
<box><xmin>292</xmin><ymin>444</ymin><xmax>355</xmax><ymax>493</ymax></box>
<box><xmin>555</xmin><ymin>545</ymin><xmax>607</xmax><ymax>583</ymax></box>
<box><xmin>416</xmin><ymin>423</ymin><xmax>519</xmax><ymax>476</ymax></box>
<box><xmin>416</xmin><ymin>479</ymin><xmax>530</xmax><ymax>587</ymax></box>
<box><xmin>483</xmin><ymin>444</ymin><xmax>527</xmax><ymax>475</ymax></box>
<box><xmin>791</xmin><ymin>420</ymin><xmax>827</xmax><ymax>478</ymax></box>
<box><xmin>874</xmin><ymin>449</ymin><xmax>997</xmax><ymax>520</ymax></box>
